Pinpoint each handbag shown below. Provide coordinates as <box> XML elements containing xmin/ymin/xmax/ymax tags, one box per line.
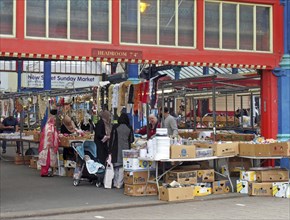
<box><xmin>103</xmin><ymin>162</ymin><xmax>114</xmax><ymax>189</ymax></box>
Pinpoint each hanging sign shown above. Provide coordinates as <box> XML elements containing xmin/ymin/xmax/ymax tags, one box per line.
<box><xmin>92</xmin><ymin>48</ymin><xmax>143</xmax><ymax>59</ymax></box>
<box><xmin>22</xmin><ymin>73</ymin><xmax>100</xmax><ymax>89</ymax></box>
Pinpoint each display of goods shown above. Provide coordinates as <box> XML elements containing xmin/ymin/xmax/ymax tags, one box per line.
<box><xmin>178</xmin><ymin>131</ymin><xmax>199</xmax><ymax>139</ymax></box>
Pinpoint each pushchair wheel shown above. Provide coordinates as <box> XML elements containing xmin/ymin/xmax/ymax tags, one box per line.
<box><xmin>73</xmin><ymin>179</ymin><xmax>80</xmax><ymax>186</ymax></box>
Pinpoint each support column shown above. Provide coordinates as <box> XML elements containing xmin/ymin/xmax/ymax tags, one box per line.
<box><xmin>260</xmin><ymin>70</ymin><xmax>278</xmax><ymax>167</ymax></box>
<box><xmin>41</xmin><ymin>60</ymin><xmax>52</xmax><ymax>129</ymax></box>
<box><xmin>127</xmin><ymin>64</ymin><xmax>140</xmax><ymax>130</ymax></box>
<box><xmin>17</xmin><ymin>60</ymin><xmax>23</xmax><ymax>92</ymax></box>
<box><xmin>43</xmin><ymin>60</ymin><xmax>52</xmax><ymax>90</ymax></box>
<box><xmin>260</xmin><ymin>70</ymin><xmax>278</xmax><ymax>139</ymax></box>
<box><xmin>276</xmin><ymin>0</ymin><xmax>290</xmax><ymax>169</ymax></box>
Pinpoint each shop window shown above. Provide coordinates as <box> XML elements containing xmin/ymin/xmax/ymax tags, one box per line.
<box><xmin>239</xmin><ymin>5</ymin><xmax>254</xmax><ymax>50</ymax></box>
<box><xmin>205</xmin><ymin>2</ymin><xmax>219</xmax><ymax>48</ymax></box>
<box><xmin>159</xmin><ymin>0</ymin><xmax>176</xmax><ymax>46</ymax></box>
<box><xmin>256</xmin><ymin>6</ymin><xmax>270</xmax><ymax>52</ymax></box>
<box><xmin>222</xmin><ymin>3</ymin><xmax>237</xmax><ymax>49</ymax></box>
<box><xmin>91</xmin><ymin>0</ymin><xmax>109</xmax><ymax>42</ymax></box>
<box><xmin>49</xmin><ymin>0</ymin><xmax>67</xmax><ymax>39</ymax></box>
<box><xmin>178</xmin><ymin>0</ymin><xmax>195</xmax><ymax>47</ymax></box>
<box><xmin>121</xmin><ymin>0</ymin><xmax>196</xmax><ymax>48</ymax></box>
<box><xmin>26</xmin><ymin>0</ymin><xmax>46</xmax><ymax>37</ymax></box>
<box><xmin>70</xmin><ymin>0</ymin><xmax>88</xmax><ymax>40</ymax></box>
<box><xmin>140</xmin><ymin>0</ymin><xmax>157</xmax><ymax>45</ymax></box>
<box><xmin>205</xmin><ymin>1</ymin><xmax>271</xmax><ymax>53</ymax></box>
<box><xmin>121</xmin><ymin>0</ymin><xmax>138</xmax><ymax>43</ymax></box>
<box><xmin>0</xmin><ymin>0</ymin><xmax>14</xmax><ymax>36</ymax></box>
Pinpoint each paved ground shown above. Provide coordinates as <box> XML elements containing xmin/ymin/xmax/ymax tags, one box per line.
<box><xmin>0</xmin><ymin>145</ymin><xmax>289</xmax><ymax>220</ymax></box>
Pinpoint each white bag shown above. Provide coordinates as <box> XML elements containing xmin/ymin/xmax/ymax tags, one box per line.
<box><xmin>103</xmin><ymin>163</ymin><xmax>114</xmax><ymax>189</ymax></box>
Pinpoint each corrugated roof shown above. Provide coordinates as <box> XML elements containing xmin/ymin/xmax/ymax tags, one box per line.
<box><xmin>159</xmin><ymin>67</ymin><xmax>256</xmax><ymax>79</ymax></box>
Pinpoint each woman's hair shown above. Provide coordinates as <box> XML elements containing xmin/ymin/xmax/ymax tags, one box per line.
<box><xmin>118</xmin><ymin>113</ymin><xmax>130</xmax><ymax>126</ymax></box>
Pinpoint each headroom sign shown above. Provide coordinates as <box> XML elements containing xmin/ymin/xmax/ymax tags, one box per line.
<box><xmin>22</xmin><ymin>73</ymin><xmax>99</xmax><ymax>89</ymax></box>
<box><xmin>92</xmin><ymin>48</ymin><xmax>143</xmax><ymax>59</ymax></box>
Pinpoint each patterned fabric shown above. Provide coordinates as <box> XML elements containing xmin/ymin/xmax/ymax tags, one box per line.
<box><xmin>38</xmin><ymin>117</ymin><xmax>59</xmax><ymax>168</ymax></box>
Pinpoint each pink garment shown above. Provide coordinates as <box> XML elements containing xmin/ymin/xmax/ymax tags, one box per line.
<box><xmin>38</xmin><ymin>116</ymin><xmax>59</xmax><ymax>176</ymax></box>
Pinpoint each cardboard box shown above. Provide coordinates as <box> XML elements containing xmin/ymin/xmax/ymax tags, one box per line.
<box><xmin>165</xmin><ymin>170</ymin><xmax>197</xmax><ymax>184</ymax></box>
<box><xmin>159</xmin><ymin>186</ymin><xmax>194</xmax><ymax>201</ymax></box>
<box><xmin>272</xmin><ymin>182</ymin><xmax>289</xmax><ymax>198</ymax></box>
<box><xmin>249</xmin><ymin>182</ymin><xmax>273</xmax><ymax>196</ymax></box>
<box><xmin>236</xmin><ymin>180</ymin><xmax>249</xmax><ymax>194</ymax></box>
<box><xmin>270</xmin><ymin>142</ymin><xmax>289</xmax><ymax>156</ymax></box>
<box><xmin>254</xmin><ymin>169</ymin><xmax>289</xmax><ymax>182</ymax></box>
<box><xmin>196</xmin><ymin>148</ymin><xmax>213</xmax><ymax>158</ymax></box>
<box><xmin>124</xmin><ymin>184</ymin><xmax>157</xmax><ymax>196</ymax></box>
<box><xmin>30</xmin><ymin>158</ymin><xmax>37</xmax><ymax>169</ymax></box>
<box><xmin>196</xmin><ymin>142</ymin><xmax>239</xmax><ymax>156</ymax></box>
<box><xmin>65</xmin><ymin>168</ymin><xmax>74</xmax><ymax>177</ymax></box>
<box><xmin>193</xmin><ymin>183</ymin><xmax>212</xmax><ymax>196</ymax></box>
<box><xmin>123</xmin><ymin>158</ymin><xmax>156</xmax><ymax>171</ymax></box>
<box><xmin>239</xmin><ymin>143</ymin><xmax>288</xmax><ymax>157</ymax></box>
<box><xmin>124</xmin><ymin>171</ymin><xmax>155</xmax><ymax>185</ymax></box>
<box><xmin>196</xmin><ymin>169</ymin><xmax>215</xmax><ymax>183</ymax></box>
<box><xmin>212</xmin><ymin>180</ymin><xmax>231</xmax><ymax>194</ymax></box>
<box><xmin>240</xmin><ymin>171</ymin><xmax>256</xmax><ymax>182</ymax></box>
<box><xmin>228</xmin><ymin>157</ymin><xmax>252</xmax><ymax>173</ymax></box>
<box><xmin>170</xmin><ymin>145</ymin><xmax>196</xmax><ymax>159</ymax></box>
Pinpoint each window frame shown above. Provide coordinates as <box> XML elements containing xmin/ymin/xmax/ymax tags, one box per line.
<box><xmin>24</xmin><ymin>0</ymin><xmax>111</xmax><ymax>43</ymax></box>
<box><xmin>0</xmin><ymin>0</ymin><xmax>16</xmax><ymax>38</ymax></box>
<box><xmin>204</xmin><ymin>0</ymin><xmax>273</xmax><ymax>53</ymax></box>
<box><xmin>120</xmin><ymin>0</ymin><xmax>197</xmax><ymax>49</ymax></box>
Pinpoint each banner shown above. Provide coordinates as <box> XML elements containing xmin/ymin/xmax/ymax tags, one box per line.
<box><xmin>22</xmin><ymin>73</ymin><xmax>100</xmax><ymax>89</ymax></box>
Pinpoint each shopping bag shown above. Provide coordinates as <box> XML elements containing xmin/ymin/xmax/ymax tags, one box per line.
<box><xmin>103</xmin><ymin>163</ymin><xmax>114</xmax><ymax>189</ymax></box>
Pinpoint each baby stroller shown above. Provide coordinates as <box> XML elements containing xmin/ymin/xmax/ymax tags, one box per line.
<box><xmin>71</xmin><ymin>140</ymin><xmax>105</xmax><ymax>187</ymax></box>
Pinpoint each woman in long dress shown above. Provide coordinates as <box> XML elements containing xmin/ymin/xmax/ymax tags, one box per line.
<box><xmin>38</xmin><ymin>116</ymin><xmax>59</xmax><ymax>177</ymax></box>
<box><xmin>94</xmin><ymin>110</ymin><xmax>112</xmax><ymax>165</ymax></box>
<box><xmin>108</xmin><ymin>113</ymin><xmax>134</xmax><ymax>188</ymax></box>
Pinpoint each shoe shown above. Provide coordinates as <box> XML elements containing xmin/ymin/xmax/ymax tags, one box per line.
<box><xmin>2</xmin><ymin>149</ymin><xmax>6</xmax><ymax>154</ymax></box>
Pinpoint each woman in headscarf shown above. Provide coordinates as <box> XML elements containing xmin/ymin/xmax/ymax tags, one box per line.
<box><xmin>38</xmin><ymin>114</ymin><xmax>59</xmax><ymax>177</ymax></box>
<box><xmin>94</xmin><ymin>110</ymin><xmax>112</xmax><ymax>165</ymax></box>
<box><xmin>61</xmin><ymin>115</ymin><xmax>77</xmax><ymax>161</ymax></box>
<box><xmin>108</xmin><ymin>113</ymin><xmax>134</xmax><ymax>188</ymax></box>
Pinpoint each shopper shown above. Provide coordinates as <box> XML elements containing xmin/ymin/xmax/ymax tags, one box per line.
<box><xmin>38</xmin><ymin>113</ymin><xmax>59</xmax><ymax>177</ymax></box>
<box><xmin>108</xmin><ymin>113</ymin><xmax>134</xmax><ymax>188</ymax></box>
<box><xmin>61</xmin><ymin>115</ymin><xmax>77</xmax><ymax>161</ymax></box>
<box><xmin>161</xmin><ymin>107</ymin><xmax>178</xmax><ymax>137</ymax></box>
<box><xmin>135</xmin><ymin>114</ymin><xmax>160</xmax><ymax>139</ymax></box>
<box><xmin>1</xmin><ymin>113</ymin><xmax>20</xmax><ymax>154</ymax></box>
<box><xmin>61</xmin><ymin>115</ymin><xmax>77</xmax><ymax>134</ymax></box>
<box><xmin>94</xmin><ymin>110</ymin><xmax>112</xmax><ymax>166</ymax></box>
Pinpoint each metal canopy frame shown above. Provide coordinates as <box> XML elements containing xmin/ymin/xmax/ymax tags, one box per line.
<box><xmin>159</xmin><ymin>74</ymin><xmax>261</xmax><ymax>140</ymax></box>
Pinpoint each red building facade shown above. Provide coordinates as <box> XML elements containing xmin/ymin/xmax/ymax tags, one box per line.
<box><xmin>0</xmin><ymin>0</ymin><xmax>284</xmax><ymax>138</ymax></box>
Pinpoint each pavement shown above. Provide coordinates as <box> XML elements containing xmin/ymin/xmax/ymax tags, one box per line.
<box><xmin>0</xmin><ymin>144</ymin><xmax>286</xmax><ymax>219</ymax></box>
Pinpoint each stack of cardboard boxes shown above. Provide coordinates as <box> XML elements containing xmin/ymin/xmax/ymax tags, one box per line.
<box><xmin>123</xmin><ymin>150</ymin><xmax>157</xmax><ymax>196</ymax></box>
<box><xmin>237</xmin><ymin>168</ymin><xmax>290</xmax><ymax>198</ymax></box>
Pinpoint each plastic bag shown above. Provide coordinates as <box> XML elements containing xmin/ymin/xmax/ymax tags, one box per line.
<box><xmin>103</xmin><ymin>163</ymin><xmax>114</xmax><ymax>189</ymax></box>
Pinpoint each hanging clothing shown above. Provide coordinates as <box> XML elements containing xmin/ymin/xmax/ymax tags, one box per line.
<box><xmin>38</xmin><ymin>116</ymin><xmax>59</xmax><ymax>176</ymax></box>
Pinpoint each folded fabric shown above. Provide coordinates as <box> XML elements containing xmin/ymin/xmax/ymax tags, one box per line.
<box><xmin>85</xmin><ymin>155</ymin><xmax>105</xmax><ymax>174</ymax></box>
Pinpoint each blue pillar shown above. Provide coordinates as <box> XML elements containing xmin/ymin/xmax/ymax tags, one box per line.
<box><xmin>127</xmin><ymin>63</ymin><xmax>140</xmax><ymax>130</ymax></box>
<box><xmin>232</xmin><ymin>68</ymin><xmax>238</xmax><ymax>74</ymax></box>
<box><xmin>276</xmin><ymin>0</ymin><xmax>290</xmax><ymax>169</ymax></box>
<box><xmin>203</xmin><ymin>67</ymin><xmax>209</xmax><ymax>75</ymax></box>
<box><xmin>17</xmin><ymin>60</ymin><xmax>23</xmax><ymax>92</ymax></box>
<box><xmin>43</xmin><ymin>60</ymin><xmax>52</xmax><ymax>90</ymax></box>
<box><xmin>173</xmin><ymin>66</ymin><xmax>181</xmax><ymax>80</ymax></box>
<box><xmin>42</xmin><ymin>60</ymin><xmax>52</xmax><ymax>128</ymax></box>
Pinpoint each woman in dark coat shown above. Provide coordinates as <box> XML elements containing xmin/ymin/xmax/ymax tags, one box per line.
<box><xmin>94</xmin><ymin>110</ymin><xmax>112</xmax><ymax>165</ymax></box>
<box><xmin>108</xmin><ymin>113</ymin><xmax>134</xmax><ymax>188</ymax></box>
